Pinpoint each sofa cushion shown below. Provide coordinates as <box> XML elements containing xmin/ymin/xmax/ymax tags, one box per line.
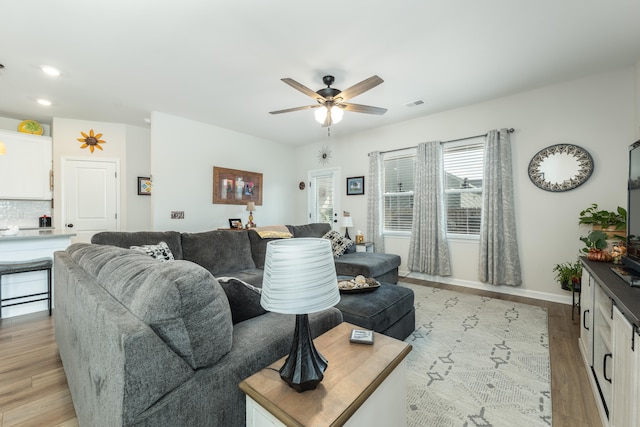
<box><xmin>334</xmin><ymin>252</ymin><xmax>401</xmax><ymax>279</ymax></box>
<box><xmin>286</xmin><ymin>223</ymin><xmax>331</xmax><ymax>238</ymax></box>
<box><xmin>217</xmin><ymin>277</ymin><xmax>268</xmax><ymax>324</ymax></box>
<box><xmin>247</xmin><ymin>229</ymin><xmax>283</xmax><ymax>269</ymax></box>
<box><xmin>130</xmin><ymin>241</ymin><xmax>175</xmax><ymax>262</ymax></box>
<box><xmin>91</xmin><ymin>231</ymin><xmax>184</xmax><ymax>260</ymax></box>
<box><xmin>66</xmin><ymin>244</ymin><xmax>233</xmax><ymax>369</ymax></box>
<box><xmin>322</xmin><ymin>230</ymin><xmax>354</xmax><ymax>257</ymax></box>
<box><xmin>181</xmin><ymin>230</ymin><xmax>256</xmax><ymax>275</ymax></box>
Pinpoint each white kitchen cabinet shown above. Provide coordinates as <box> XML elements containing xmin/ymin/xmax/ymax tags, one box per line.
<box><xmin>0</xmin><ymin>129</ymin><xmax>52</xmax><ymax>199</ymax></box>
<box><xmin>580</xmin><ymin>267</ymin><xmax>594</xmax><ymax>367</ymax></box>
<box><xmin>611</xmin><ymin>305</ymin><xmax>638</xmax><ymax>427</ymax></box>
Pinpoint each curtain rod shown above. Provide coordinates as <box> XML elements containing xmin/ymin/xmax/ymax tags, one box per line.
<box><xmin>372</xmin><ymin>128</ymin><xmax>515</xmax><ymax>156</ymax></box>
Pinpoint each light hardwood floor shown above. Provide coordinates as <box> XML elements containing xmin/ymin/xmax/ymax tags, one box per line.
<box><xmin>0</xmin><ymin>279</ymin><xmax>601</xmax><ymax>427</ymax></box>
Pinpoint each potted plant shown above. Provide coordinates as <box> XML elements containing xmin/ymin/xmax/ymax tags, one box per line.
<box><xmin>578</xmin><ymin>203</ymin><xmax>627</xmax><ymax>240</ymax></box>
<box><xmin>580</xmin><ymin>230</ymin><xmax>612</xmax><ymax>262</ymax></box>
<box><xmin>552</xmin><ymin>260</ymin><xmax>583</xmax><ymax>291</ymax></box>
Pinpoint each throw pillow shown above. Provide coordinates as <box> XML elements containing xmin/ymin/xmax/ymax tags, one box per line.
<box><xmin>130</xmin><ymin>241</ymin><xmax>175</xmax><ymax>262</ymax></box>
<box><xmin>216</xmin><ymin>277</ymin><xmax>267</xmax><ymax>324</ymax></box>
<box><xmin>322</xmin><ymin>230</ymin><xmax>354</xmax><ymax>257</ymax></box>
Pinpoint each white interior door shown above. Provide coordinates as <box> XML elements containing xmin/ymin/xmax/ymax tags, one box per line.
<box><xmin>308</xmin><ymin>168</ymin><xmax>340</xmax><ymax>229</ymax></box>
<box><xmin>62</xmin><ymin>158</ymin><xmax>119</xmax><ymax>243</ymax></box>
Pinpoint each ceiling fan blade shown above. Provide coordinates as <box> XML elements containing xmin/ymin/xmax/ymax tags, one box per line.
<box><xmin>335</xmin><ymin>75</ymin><xmax>384</xmax><ymax>102</ymax></box>
<box><xmin>339</xmin><ymin>103</ymin><xmax>387</xmax><ymax>115</ymax></box>
<box><xmin>269</xmin><ymin>105</ymin><xmax>320</xmax><ymax>114</ymax></box>
<box><xmin>281</xmin><ymin>78</ymin><xmax>326</xmax><ymax>101</ymax></box>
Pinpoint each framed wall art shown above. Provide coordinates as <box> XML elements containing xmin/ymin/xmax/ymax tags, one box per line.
<box><xmin>228</xmin><ymin>218</ymin><xmax>243</xmax><ymax>229</ymax></box>
<box><xmin>137</xmin><ymin>177</ymin><xmax>151</xmax><ymax>196</ymax></box>
<box><xmin>346</xmin><ymin>176</ymin><xmax>364</xmax><ymax>196</ymax></box>
<box><xmin>213</xmin><ymin>166</ymin><xmax>263</xmax><ymax>205</ymax></box>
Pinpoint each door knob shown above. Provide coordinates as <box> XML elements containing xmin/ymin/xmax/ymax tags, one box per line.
<box><xmin>66</xmin><ymin>223</ymin><xmax>74</xmax><ymax>228</ymax></box>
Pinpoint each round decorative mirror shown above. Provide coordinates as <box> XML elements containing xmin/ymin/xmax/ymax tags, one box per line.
<box><xmin>528</xmin><ymin>144</ymin><xmax>593</xmax><ymax>192</ymax></box>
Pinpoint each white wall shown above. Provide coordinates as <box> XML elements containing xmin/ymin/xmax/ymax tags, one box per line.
<box><xmin>125</xmin><ymin>125</ymin><xmax>151</xmax><ymax>231</ymax></box>
<box><xmin>635</xmin><ymin>59</ymin><xmax>640</xmax><ymax>138</ymax></box>
<box><xmin>51</xmin><ymin>118</ymin><xmax>150</xmax><ymax>232</ymax></box>
<box><xmin>149</xmin><ymin>112</ymin><xmax>297</xmax><ymax>232</ymax></box>
<box><xmin>294</xmin><ymin>67</ymin><xmax>636</xmax><ymax>303</ymax></box>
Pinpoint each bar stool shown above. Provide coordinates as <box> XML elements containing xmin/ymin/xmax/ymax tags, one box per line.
<box><xmin>0</xmin><ymin>258</ymin><xmax>53</xmax><ymax>318</ymax></box>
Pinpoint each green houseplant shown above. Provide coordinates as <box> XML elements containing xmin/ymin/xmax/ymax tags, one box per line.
<box><xmin>578</xmin><ymin>203</ymin><xmax>627</xmax><ymax>240</ymax></box>
<box><xmin>580</xmin><ymin>230</ymin><xmax>612</xmax><ymax>262</ymax></box>
<box><xmin>552</xmin><ymin>260</ymin><xmax>582</xmax><ymax>291</ymax></box>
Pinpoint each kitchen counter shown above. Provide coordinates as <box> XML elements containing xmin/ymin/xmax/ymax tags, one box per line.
<box><xmin>0</xmin><ymin>229</ymin><xmax>75</xmax><ymax>318</ymax></box>
<box><xmin>0</xmin><ymin>229</ymin><xmax>76</xmax><ymax>242</ymax></box>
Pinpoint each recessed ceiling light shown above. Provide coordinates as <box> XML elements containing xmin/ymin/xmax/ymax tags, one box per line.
<box><xmin>41</xmin><ymin>65</ymin><xmax>60</xmax><ymax>77</ymax></box>
<box><xmin>37</xmin><ymin>99</ymin><xmax>52</xmax><ymax>106</ymax></box>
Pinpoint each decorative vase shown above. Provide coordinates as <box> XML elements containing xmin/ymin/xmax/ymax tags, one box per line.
<box><xmin>587</xmin><ymin>249</ymin><xmax>611</xmax><ymax>262</ymax></box>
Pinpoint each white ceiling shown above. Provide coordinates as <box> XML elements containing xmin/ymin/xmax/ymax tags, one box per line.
<box><xmin>1</xmin><ymin>1</ymin><xmax>640</xmax><ymax>145</ymax></box>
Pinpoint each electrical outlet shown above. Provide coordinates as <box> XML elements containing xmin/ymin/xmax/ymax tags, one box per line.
<box><xmin>171</xmin><ymin>211</ymin><xmax>184</xmax><ymax>219</ymax></box>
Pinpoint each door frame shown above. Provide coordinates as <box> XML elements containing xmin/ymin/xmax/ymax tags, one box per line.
<box><xmin>60</xmin><ymin>156</ymin><xmax>121</xmax><ymax>235</ymax></box>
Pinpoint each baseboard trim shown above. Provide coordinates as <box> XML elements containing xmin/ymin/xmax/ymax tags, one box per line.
<box><xmin>401</xmin><ymin>271</ymin><xmax>573</xmax><ymax>306</ymax></box>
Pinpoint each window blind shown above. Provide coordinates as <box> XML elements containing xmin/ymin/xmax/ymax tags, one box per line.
<box><xmin>443</xmin><ymin>141</ymin><xmax>484</xmax><ymax>235</ymax></box>
<box><xmin>383</xmin><ymin>155</ymin><xmax>415</xmax><ymax>232</ymax></box>
<box><xmin>312</xmin><ymin>174</ymin><xmax>334</xmax><ymax>224</ymax></box>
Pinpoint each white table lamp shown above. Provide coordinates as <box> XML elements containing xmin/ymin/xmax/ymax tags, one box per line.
<box><xmin>341</xmin><ymin>216</ymin><xmax>354</xmax><ymax>239</ymax></box>
<box><xmin>260</xmin><ymin>238</ymin><xmax>340</xmax><ymax>392</ymax></box>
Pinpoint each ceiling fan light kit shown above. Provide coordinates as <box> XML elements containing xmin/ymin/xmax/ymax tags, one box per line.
<box><xmin>270</xmin><ymin>74</ymin><xmax>387</xmax><ymax>127</ymax></box>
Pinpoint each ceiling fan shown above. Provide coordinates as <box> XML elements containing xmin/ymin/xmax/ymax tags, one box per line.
<box><xmin>269</xmin><ymin>75</ymin><xmax>387</xmax><ymax>127</ymax></box>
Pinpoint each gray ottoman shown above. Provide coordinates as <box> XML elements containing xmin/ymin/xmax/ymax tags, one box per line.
<box><xmin>335</xmin><ymin>282</ymin><xmax>415</xmax><ymax>341</ymax></box>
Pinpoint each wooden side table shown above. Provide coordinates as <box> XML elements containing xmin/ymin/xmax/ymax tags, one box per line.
<box><xmin>239</xmin><ymin>322</ymin><xmax>412</xmax><ymax>427</ymax></box>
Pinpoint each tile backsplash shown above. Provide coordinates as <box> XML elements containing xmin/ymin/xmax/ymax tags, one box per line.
<box><xmin>0</xmin><ymin>199</ymin><xmax>53</xmax><ymax>229</ymax></box>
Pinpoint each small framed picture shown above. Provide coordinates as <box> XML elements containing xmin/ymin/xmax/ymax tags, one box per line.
<box><xmin>228</xmin><ymin>218</ymin><xmax>243</xmax><ymax>229</ymax></box>
<box><xmin>346</xmin><ymin>176</ymin><xmax>365</xmax><ymax>196</ymax></box>
<box><xmin>137</xmin><ymin>177</ymin><xmax>151</xmax><ymax>196</ymax></box>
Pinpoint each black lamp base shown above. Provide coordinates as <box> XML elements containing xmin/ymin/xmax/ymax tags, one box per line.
<box><xmin>345</xmin><ymin>228</ymin><xmax>350</xmax><ymax>240</ymax></box>
<box><xmin>279</xmin><ymin>314</ymin><xmax>328</xmax><ymax>393</ymax></box>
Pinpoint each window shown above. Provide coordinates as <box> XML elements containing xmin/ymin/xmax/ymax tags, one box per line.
<box><xmin>443</xmin><ymin>139</ymin><xmax>484</xmax><ymax>236</ymax></box>
<box><xmin>383</xmin><ymin>154</ymin><xmax>415</xmax><ymax>232</ymax></box>
<box><xmin>381</xmin><ymin>138</ymin><xmax>485</xmax><ymax>237</ymax></box>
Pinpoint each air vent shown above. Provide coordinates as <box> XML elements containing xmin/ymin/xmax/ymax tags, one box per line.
<box><xmin>404</xmin><ymin>99</ymin><xmax>424</xmax><ymax>108</ymax></box>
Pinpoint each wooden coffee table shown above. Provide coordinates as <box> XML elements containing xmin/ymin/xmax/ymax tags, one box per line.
<box><xmin>239</xmin><ymin>322</ymin><xmax>412</xmax><ymax>427</ymax></box>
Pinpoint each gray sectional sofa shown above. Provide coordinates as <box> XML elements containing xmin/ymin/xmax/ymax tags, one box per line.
<box><xmin>54</xmin><ymin>223</ymin><xmax>404</xmax><ymax>426</ymax></box>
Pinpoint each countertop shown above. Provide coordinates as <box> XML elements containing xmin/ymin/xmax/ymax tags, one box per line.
<box><xmin>0</xmin><ymin>228</ymin><xmax>76</xmax><ymax>241</ymax></box>
<box><xmin>581</xmin><ymin>257</ymin><xmax>640</xmax><ymax>327</ymax></box>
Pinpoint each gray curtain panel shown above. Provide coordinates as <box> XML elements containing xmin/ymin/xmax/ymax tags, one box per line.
<box><xmin>478</xmin><ymin>129</ymin><xmax>522</xmax><ymax>286</ymax></box>
<box><xmin>407</xmin><ymin>142</ymin><xmax>452</xmax><ymax>276</ymax></box>
<box><xmin>367</xmin><ymin>151</ymin><xmax>385</xmax><ymax>253</ymax></box>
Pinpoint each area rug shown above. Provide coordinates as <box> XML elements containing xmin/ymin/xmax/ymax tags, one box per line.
<box><xmin>400</xmin><ymin>283</ymin><xmax>552</xmax><ymax>427</ymax></box>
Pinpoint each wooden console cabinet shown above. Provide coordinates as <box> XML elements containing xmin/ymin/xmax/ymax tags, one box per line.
<box><xmin>579</xmin><ymin>259</ymin><xmax>640</xmax><ymax>427</ymax></box>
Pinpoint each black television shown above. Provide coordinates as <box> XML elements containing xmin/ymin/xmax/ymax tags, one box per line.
<box><xmin>618</xmin><ymin>139</ymin><xmax>640</xmax><ymax>285</ymax></box>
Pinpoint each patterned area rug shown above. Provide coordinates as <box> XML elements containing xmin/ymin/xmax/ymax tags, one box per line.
<box><xmin>400</xmin><ymin>283</ymin><xmax>552</xmax><ymax>427</ymax></box>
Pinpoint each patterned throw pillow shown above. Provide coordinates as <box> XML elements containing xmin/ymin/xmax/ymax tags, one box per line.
<box><xmin>130</xmin><ymin>241</ymin><xmax>175</xmax><ymax>262</ymax></box>
<box><xmin>322</xmin><ymin>230</ymin><xmax>354</xmax><ymax>257</ymax></box>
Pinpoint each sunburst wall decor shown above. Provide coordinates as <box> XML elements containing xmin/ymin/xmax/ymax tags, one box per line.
<box><xmin>318</xmin><ymin>146</ymin><xmax>332</xmax><ymax>165</ymax></box>
<box><xmin>78</xmin><ymin>129</ymin><xmax>106</xmax><ymax>153</ymax></box>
